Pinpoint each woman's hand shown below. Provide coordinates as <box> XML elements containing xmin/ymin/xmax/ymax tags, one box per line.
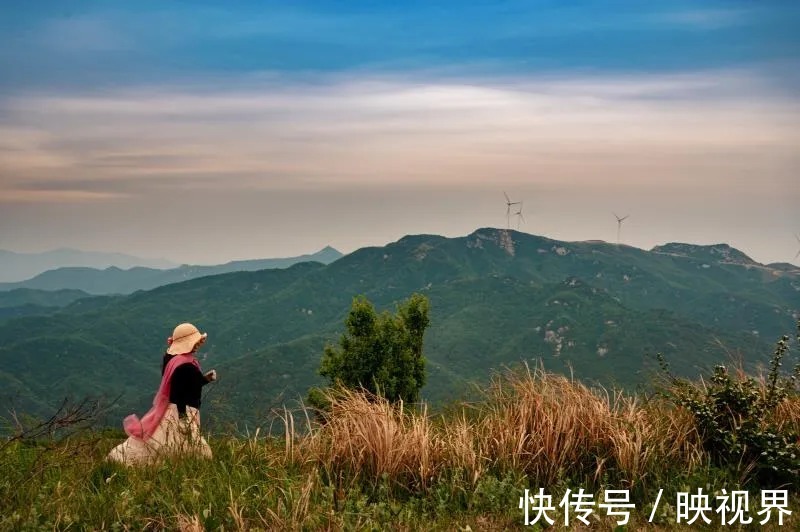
<box><xmin>205</xmin><ymin>369</ymin><xmax>217</xmax><ymax>382</ymax></box>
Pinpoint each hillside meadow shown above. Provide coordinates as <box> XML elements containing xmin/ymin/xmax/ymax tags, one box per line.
<box><xmin>2</xmin><ymin>356</ymin><xmax>799</xmax><ymax>530</ymax></box>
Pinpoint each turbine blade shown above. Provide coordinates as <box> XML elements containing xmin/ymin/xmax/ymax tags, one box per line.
<box><xmin>621</xmin><ymin>215</ymin><xmax>629</xmax><ymax>222</ymax></box>
<box><xmin>504</xmin><ymin>191</ymin><xmax>511</xmax><ymax>203</ymax></box>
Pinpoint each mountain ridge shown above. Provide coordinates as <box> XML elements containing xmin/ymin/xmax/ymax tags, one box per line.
<box><xmin>0</xmin><ymin>248</ymin><xmax>178</xmax><ymax>283</ymax></box>
<box><xmin>0</xmin><ymin>228</ymin><xmax>796</xmax><ymax>427</ymax></box>
<box><xmin>0</xmin><ymin>247</ymin><xmax>344</xmax><ymax>295</ymax></box>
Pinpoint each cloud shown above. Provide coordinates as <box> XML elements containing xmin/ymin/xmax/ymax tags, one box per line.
<box><xmin>653</xmin><ymin>8</ymin><xmax>749</xmax><ymax>30</ymax></box>
<box><xmin>0</xmin><ymin>69</ymin><xmax>798</xmax><ymax>204</ymax></box>
<box><xmin>36</xmin><ymin>13</ymin><xmax>136</xmax><ymax>52</ymax></box>
<box><xmin>0</xmin><ymin>189</ymin><xmax>126</xmax><ymax>204</ymax></box>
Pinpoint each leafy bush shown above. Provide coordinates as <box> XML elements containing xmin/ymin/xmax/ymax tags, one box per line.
<box><xmin>658</xmin><ymin>321</ymin><xmax>800</xmax><ymax>486</ymax></box>
<box><xmin>310</xmin><ymin>293</ymin><xmax>430</xmax><ymax>407</ymax></box>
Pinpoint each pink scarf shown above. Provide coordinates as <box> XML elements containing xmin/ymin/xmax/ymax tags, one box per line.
<box><xmin>123</xmin><ymin>353</ymin><xmax>201</xmax><ymax>440</ymax></box>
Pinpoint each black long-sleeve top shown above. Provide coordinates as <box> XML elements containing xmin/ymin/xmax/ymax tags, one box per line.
<box><xmin>162</xmin><ymin>354</ymin><xmax>210</xmax><ymax>417</ymax></box>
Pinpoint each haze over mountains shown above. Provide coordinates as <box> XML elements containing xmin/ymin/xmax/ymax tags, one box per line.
<box><xmin>0</xmin><ymin>249</ymin><xmax>177</xmax><ymax>283</ymax></box>
<box><xmin>1</xmin><ymin>228</ymin><xmax>797</xmax><ymax>429</ymax></box>
<box><xmin>0</xmin><ymin>246</ymin><xmax>343</xmax><ymax>295</ymax></box>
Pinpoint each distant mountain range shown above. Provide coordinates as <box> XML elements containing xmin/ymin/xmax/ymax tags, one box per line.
<box><xmin>0</xmin><ymin>246</ymin><xmax>343</xmax><ymax>295</ymax></box>
<box><xmin>0</xmin><ymin>229</ymin><xmax>797</xmax><ymax>428</ymax></box>
<box><xmin>0</xmin><ymin>288</ymin><xmax>93</xmax><ymax>322</ymax></box>
<box><xmin>0</xmin><ymin>248</ymin><xmax>178</xmax><ymax>283</ymax></box>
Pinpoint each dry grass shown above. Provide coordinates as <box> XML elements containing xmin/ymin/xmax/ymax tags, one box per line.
<box><xmin>176</xmin><ymin>514</ymin><xmax>204</xmax><ymax>532</ymax></box>
<box><xmin>288</xmin><ymin>363</ymin><xmax>707</xmax><ymax>492</ymax></box>
<box><xmin>296</xmin><ymin>390</ymin><xmax>444</xmax><ymax>491</ymax></box>
<box><xmin>775</xmin><ymin>396</ymin><xmax>800</xmax><ymax>435</ymax></box>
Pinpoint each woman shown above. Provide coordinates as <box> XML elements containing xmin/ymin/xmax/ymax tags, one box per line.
<box><xmin>107</xmin><ymin>322</ymin><xmax>218</xmax><ymax>465</ymax></box>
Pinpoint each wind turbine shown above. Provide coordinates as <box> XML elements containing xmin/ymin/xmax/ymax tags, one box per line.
<box><xmin>514</xmin><ymin>201</ymin><xmax>525</xmax><ymax>230</ymax></box>
<box><xmin>795</xmin><ymin>234</ymin><xmax>800</xmax><ymax>260</ymax></box>
<box><xmin>504</xmin><ymin>192</ymin><xmax>521</xmax><ymax>229</ymax></box>
<box><xmin>614</xmin><ymin>212</ymin><xmax>629</xmax><ymax>245</ymax></box>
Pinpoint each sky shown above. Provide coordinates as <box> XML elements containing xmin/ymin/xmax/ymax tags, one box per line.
<box><xmin>1</xmin><ymin>0</ymin><xmax>799</xmax><ymax>265</ymax></box>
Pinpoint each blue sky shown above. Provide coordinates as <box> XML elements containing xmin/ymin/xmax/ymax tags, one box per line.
<box><xmin>0</xmin><ymin>1</ymin><xmax>799</xmax><ymax>264</ymax></box>
<box><xmin>2</xmin><ymin>1</ymin><xmax>799</xmax><ymax>89</ymax></box>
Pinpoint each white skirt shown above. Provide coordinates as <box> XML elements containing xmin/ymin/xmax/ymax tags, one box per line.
<box><xmin>107</xmin><ymin>403</ymin><xmax>212</xmax><ymax>465</ymax></box>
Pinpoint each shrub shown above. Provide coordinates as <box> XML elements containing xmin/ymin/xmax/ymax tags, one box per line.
<box><xmin>310</xmin><ymin>293</ymin><xmax>430</xmax><ymax>407</ymax></box>
<box><xmin>658</xmin><ymin>321</ymin><xmax>800</xmax><ymax>486</ymax></box>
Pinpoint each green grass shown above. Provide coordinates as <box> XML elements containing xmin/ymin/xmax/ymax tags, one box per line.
<box><xmin>0</xmin><ymin>431</ymin><xmax>534</xmax><ymax>530</ymax></box>
<box><xmin>2</xmin><ymin>359</ymin><xmax>798</xmax><ymax>531</ymax></box>
<box><xmin>4</xmin><ymin>434</ymin><xmax>798</xmax><ymax>530</ymax></box>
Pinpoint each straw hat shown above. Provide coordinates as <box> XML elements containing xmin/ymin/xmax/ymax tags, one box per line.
<box><xmin>166</xmin><ymin>322</ymin><xmax>208</xmax><ymax>355</ymax></box>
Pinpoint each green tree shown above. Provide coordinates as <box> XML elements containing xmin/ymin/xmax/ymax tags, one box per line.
<box><xmin>313</xmin><ymin>293</ymin><xmax>430</xmax><ymax>405</ymax></box>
